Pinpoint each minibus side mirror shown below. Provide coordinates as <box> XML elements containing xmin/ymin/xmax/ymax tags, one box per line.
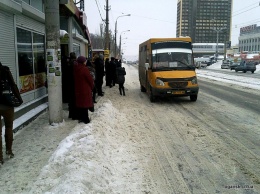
<box><xmin>145</xmin><ymin>63</ymin><xmax>149</xmax><ymax>70</ymax></box>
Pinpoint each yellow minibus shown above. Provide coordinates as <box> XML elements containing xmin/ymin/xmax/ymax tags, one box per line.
<box><xmin>139</xmin><ymin>37</ymin><xmax>199</xmax><ymax>102</ymax></box>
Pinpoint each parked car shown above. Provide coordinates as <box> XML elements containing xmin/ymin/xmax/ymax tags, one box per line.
<box><xmin>221</xmin><ymin>60</ymin><xmax>230</xmax><ymax>69</ymax></box>
<box><xmin>194</xmin><ymin>57</ymin><xmax>211</xmax><ymax>67</ymax></box>
<box><xmin>230</xmin><ymin>62</ymin><xmax>239</xmax><ymax>70</ymax></box>
<box><xmin>235</xmin><ymin>61</ymin><xmax>256</xmax><ymax>73</ymax></box>
<box><xmin>195</xmin><ymin>61</ymin><xmax>207</xmax><ymax>69</ymax></box>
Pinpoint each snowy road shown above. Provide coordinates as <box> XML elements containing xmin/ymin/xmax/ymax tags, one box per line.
<box><xmin>102</xmin><ymin>66</ymin><xmax>260</xmax><ymax>193</ymax></box>
<box><xmin>0</xmin><ymin>63</ymin><xmax>259</xmax><ymax>193</ymax></box>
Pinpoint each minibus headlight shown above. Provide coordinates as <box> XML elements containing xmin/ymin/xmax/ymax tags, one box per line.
<box><xmin>191</xmin><ymin>77</ymin><xmax>197</xmax><ymax>85</ymax></box>
<box><xmin>156</xmin><ymin>78</ymin><xmax>165</xmax><ymax>86</ymax></box>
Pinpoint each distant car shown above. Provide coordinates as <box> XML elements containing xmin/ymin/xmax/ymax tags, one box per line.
<box><xmin>221</xmin><ymin>60</ymin><xmax>230</xmax><ymax>69</ymax></box>
<box><xmin>230</xmin><ymin>62</ymin><xmax>239</xmax><ymax>70</ymax></box>
<box><xmin>235</xmin><ymin>61</ymin><xmax>256</xmax><ymax>73</ymax></box>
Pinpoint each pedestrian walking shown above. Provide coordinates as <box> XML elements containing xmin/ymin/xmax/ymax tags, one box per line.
<box><xmin>110</xmin><ymin>57</ymin><xmax>117</xmax><ymax>87</ymax></box>
<box><xmin>74</xmin><ymin>56</ymin><xmax>94</xmax><ymax>124</ymax></box>
<box><xmin>0</xmin><ymin>62</ymin><xmax>23</xmax><ymax>164</ymax></box>
<box><xmin>94</xmin><ymin>54</ymin><xmax>105</xmax><ymax>96</ymax></box>
<box><xmin>116</xmin><ymin>65</ymin><xmax>126</xmax><ymax>96</ymax></box>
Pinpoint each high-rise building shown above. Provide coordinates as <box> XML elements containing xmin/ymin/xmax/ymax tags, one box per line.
<box><xmin>176</xmin><ymin>0</ymin><xmax>233</xmax><ymax>44</ymax></box>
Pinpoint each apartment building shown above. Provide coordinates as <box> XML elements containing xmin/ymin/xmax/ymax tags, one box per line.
<box><xmin>176</xmin><ymin>0</ymin><xmax>233</xmax><ymax>44</ymax></box>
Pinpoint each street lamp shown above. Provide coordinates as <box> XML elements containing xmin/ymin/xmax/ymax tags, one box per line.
<box><xmin>119</xmin><ymin>30</ymin><xmax>130</xmax><ymax>59</ymax></box>
<box><xmin>212</xmin><ymin>26</ymin><xmax>226</xmax><ymax>61</ymax></box>
<box><xmin>121</xmin><ymin>46</ymin><xmax>127</xmax><ymax>59</ymax></box>
<box><xmin>119</xmin><ymin>42</ymin><xmax>127</xmax><ymax>59</ymax></box>
<box><xmin>114</xmin><ymin>14</ymin><xmax>131</xmax><ymax>57</ymax></box>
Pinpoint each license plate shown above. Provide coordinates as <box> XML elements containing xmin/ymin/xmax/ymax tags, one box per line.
<box><xmin>173</xmin><ymin>90</ymin><xmax>185</xmax><ymax>94</ymax></box>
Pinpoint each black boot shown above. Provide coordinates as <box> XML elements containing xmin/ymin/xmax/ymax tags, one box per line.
<box><xmin>119</xmin><ymin>88</ymin><xmax>122</xmax><ymax>95</ymax></box>
<box><xmin>89</xmin><ymin>106</ymin><xmax>94</xmax><ymax>112</ymax></box>
<box><xmin>122</xmin><ymin>87</ymin><xmax>125</xmax><ymax>96</ymax></box>
<box><xmin>5</xmin><ymin>135</ymin><xmax>14</xmax><ymax>158</ymax></box>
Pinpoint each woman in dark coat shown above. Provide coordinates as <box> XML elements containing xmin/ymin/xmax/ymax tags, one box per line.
<box><xmin>110</xmin><ymin>57</ymin><xmax>117</xmax><ymax>87</ymax></box>
<box><xmin>74</xmin><ymin>56</ymin><xmax>94</xmax><ymax>124</ymax></box>
<box><xmin>94</xmin><ymin>54</ymin><xmax>105</xmax><ymax>96</ymax></box>
<box><xmin>0</xmin><ymin>62</ymin><xmax>23</xmax><ymax>163</ymax></box>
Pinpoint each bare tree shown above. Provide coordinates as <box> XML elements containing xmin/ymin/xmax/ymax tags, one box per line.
<box><xmin>90</xmin><ymin>23</ymin><xmax>119</xmax><ymax>57</ymax></box>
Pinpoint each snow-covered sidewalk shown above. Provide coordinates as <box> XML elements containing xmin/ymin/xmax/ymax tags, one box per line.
<box><xmin>0</xmin><ymin>64</ymin><xmax>149</xmax><ymax>193</ymax></box>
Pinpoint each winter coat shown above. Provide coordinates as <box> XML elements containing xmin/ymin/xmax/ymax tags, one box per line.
<box><xmin>74</xmin><ymin>63</ymin><xmax>94</xmax><ymax>108</ymax></box>
<box><xmin>0</xmin><ymin>64</ymin><xmax>23</xmax><ymax>107</ymax></box>
<box><xmin>110</xmin><ymin>60</ymin><xmax>117</xmax><ymax>79</ymax></box>
<box><xmin>105</xmin><ymin>59</ymin><xmax>110</xmax><ymax>75</ymax></box>
<box><xmin>116</xmin><ymin>67</ymin><xmax>126</xmax><ymax>84</ymax></box>
<box><xmin>94</xmin><ymin>57</ymin><xmax>104</xmax><ymax>79</ymax></box>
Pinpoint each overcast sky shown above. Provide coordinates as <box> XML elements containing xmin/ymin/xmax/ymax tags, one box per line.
<box><xmin>85</xmin><ymin>0</ymin><xmax>260</xmax><ymax>60</ymax></box>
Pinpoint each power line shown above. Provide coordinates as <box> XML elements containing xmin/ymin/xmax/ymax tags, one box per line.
<box><xmin>233</xmin><ymin>0</ymin><xmax>258</xmax><ymax>13</ymax></box>
<box><xmin>231</xmin><ymin>1</ymin><xmax>260</xmax><ymax>31</ymax></box>
<box><xmin>233</xmin><ymin>6</ymin><xmax>259</xmax><ymax>17</ymax></box>
<box><xmin>94</xmin><ymin>0</ymin><xmax>104</xmax><ymax>21</ymax></box>
<box><xmin>232</xmin><ymin>1</ymin><xmax>260</xmax><ymax>17</ymax></box>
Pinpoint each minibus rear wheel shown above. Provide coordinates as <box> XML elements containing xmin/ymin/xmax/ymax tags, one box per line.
<box><xmin>190</xmin><ymin>95</ymin><xmax>197</xmax><ymax>102</ymax></box>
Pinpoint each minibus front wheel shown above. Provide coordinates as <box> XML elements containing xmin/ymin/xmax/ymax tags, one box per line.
<box><xmin>149</xmin><ymin>87</ymin><xmax>156</xmax><ymax>102</ymax></box>
<box><xmin>190</xmin><ymin>95</ymin><xmax>198</xmax><ymax>102</ymax></box>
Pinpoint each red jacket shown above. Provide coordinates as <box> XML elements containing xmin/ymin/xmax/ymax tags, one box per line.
<box><xmin>74</xmin><ymin>63</ymin><xmax>94</xmax><ymax>108</ymax></box>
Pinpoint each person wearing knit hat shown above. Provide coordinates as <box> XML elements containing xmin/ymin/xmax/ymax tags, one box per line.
<box><xmin>73</xmin><ymin>56</ymin><xmax>94</xmax><ymax>124</ymax></box>
<box><xmin>76</xmin><ymin>56</ymin><xmax>86</xmax><ymax>64</ymax></box>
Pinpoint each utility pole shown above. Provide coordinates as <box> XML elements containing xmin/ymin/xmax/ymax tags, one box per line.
<box><xmin>224</xmin><ymin>29</ymin><xmax>227</xmax><ymax>60</ymax></box>
<box><xmin>119</xmin><ymin>34</ymin><xmax>121</xmax><ymax>59</ymax></box>
<box><xmin>104</xmin><ymin>0</ymin><xmax>110</xmax><ymax>55</ymax></box>
<box><xmin>45</xmin><ymin>0</ymin><xmax>63</xmax><ymax>124</ymax></box>
<box><xmin>212</xmin><ymin>27</ymin><xmax>226</xmax><ymax>61</ymax></box>
<box><xmin>216</xmin><ymin>30</ymin><xmax>219</xmax><ymax>59</ymax></box>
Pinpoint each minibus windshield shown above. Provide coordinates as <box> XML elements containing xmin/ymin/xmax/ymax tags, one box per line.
<box><xmin>152</xmin><ymin>48</ymin><xmax>194</xmax><ymax>70</ymax></box>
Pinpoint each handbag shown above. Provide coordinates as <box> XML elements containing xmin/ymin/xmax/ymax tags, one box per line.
<box><xmin>0</xmin><ymin>81</ymin><xmax>23</xmax><ymax>107</ymax></box>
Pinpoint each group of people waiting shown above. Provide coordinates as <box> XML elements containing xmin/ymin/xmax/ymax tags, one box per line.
<box><xmin>66</xmin><ymin>52</ymin><xmax>126</xmax><ymax>124</ymax></box>
<box><xmin>105</xmin><ymin>57</ymin><xmax>126</xmax><ymax>96</ymax></box>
